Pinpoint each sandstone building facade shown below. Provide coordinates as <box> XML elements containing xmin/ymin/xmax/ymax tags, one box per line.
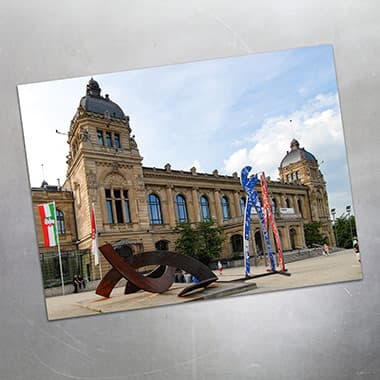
<box><xmin>31</xmin><ymin>79</ymin><xmax>335</xmax><ymax>283</ymax></box>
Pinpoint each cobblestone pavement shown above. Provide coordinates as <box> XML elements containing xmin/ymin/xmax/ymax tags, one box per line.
<box><xmin>45</xmin><ymin>249</ymin><xmax>362</xmax><ymax>320</ymax></box>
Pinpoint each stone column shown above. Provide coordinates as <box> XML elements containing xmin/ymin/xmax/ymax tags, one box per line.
<box><xmin>192</xmin><ymin>188</ymin><xmax>200</xmax><ymax>222</ymax></box>
<box><xmin>213</xmin><ymin>189</ymin><xmax>223</xmax><ymax>224</ymax></box>
<box><xmin>293</xmin><ymin>195</ymin><xmax>299</xmax><ymax>214</ymax></box>
<box><xmin>166</xmin><ymin>185</ymin><xmax>176</xmax><ymax>227</ymax></box>
<box><xmin>234</xmin><ymin>192</ymin><xmax>242</xmax><ymax>216</ymax></box>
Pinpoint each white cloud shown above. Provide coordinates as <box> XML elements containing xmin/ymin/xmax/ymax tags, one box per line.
<box><xmin>223</xmin><ymin>93</ymin><xmax>345</xmax><ymax>182</ymax></box>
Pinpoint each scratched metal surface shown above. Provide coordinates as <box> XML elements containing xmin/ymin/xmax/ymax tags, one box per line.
<box><xmin>0</xmin><ymin>1</ymin><xmax>379</xmax><ymax>379</ymax></box>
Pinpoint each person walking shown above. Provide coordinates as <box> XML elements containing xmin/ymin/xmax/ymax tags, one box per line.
<box><xmin>72</xmin><ymin>275</ymin><xmax>80</xmax><ymax>293</ymax></box>
<box><xmin>353</xmin><ymin>242</ymin><xmax>361</xmax><ymax>263</ymax></box>
<box><xmin>217</xmin><ymin>260</ymin><xmax>223</xmax><ymax>276</ymax></box>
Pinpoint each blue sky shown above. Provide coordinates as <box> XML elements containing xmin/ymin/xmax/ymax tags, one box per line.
<box><xmin>18</xmin><ymin>44</ymin><xmax>353</xmax><ymax>218</ymax></box>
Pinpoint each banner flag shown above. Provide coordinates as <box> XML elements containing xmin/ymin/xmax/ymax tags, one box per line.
<box><xmin>91</xmin><ymin>203</ymin><xmax>99</xmax><ymax>266</ymax></box>
<box><xmin>38</xmin><ymin>201</ymin><xmax>65</xmax><ymax>295</ymax></box>
<box><xmin>38</xmin><ymin>202</ymin><xmax>58</xmax><ymax>247</ymax></box>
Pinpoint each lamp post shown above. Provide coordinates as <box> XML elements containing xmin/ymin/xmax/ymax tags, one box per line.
<box><xmin>346</xmin><ymin>205</ymin><xmax>353</xmax><ymax>246</ymax></box>
<box><xmin>331</xmin><ymin>208</ymin><xmax>337</xmax><ymax>247</ymax></box>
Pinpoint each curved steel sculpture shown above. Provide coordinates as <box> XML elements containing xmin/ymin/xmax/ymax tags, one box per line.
<box><xmin>95</xmin><ymin>244</ymin><xmax>218</xmax><ymax>298</ymax></box>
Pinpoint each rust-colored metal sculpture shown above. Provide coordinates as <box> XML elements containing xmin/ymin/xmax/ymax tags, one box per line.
<box><xmin>95</xmin><ymin>244</ymin><xmax>218</xmax><ymax>298</ymax></box>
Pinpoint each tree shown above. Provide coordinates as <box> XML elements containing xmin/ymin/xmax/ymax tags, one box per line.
<box><xmin>334</xmin><ymin>215</ymin><xmax>357</xmax><ymax>248</ymax></box>
<box><xmin>175</xmin><ymin>221</ymin><xmax>224</xmax><ymax>265</ymax></box>
<box><xmin>304</xmin><ymin>222</ymin><xmax>327</xmax><ymax>247</ymax></box>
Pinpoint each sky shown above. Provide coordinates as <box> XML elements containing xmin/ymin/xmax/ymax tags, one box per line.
<box><xmin>18</xmin><ymin>44</ymin><xmax>353</xmax><ymax>218</ymax></box>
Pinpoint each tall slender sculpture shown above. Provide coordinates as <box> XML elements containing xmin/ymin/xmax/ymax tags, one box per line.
<box><xmin>241</xmin><ymin>166</ymin><xmax>276</xmax><ymax>277</ymax></box>
<box><xmin>260</xmin><ymin>172</ymin><xmax>286</xmax><ymax>272</ymax></box>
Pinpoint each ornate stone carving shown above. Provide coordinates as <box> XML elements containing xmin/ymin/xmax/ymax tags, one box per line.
<box><xmin>86</xmin><ymin>170</ymin><xmax>97</xmax><ymax>188</ymax></box>
<box><xmin>80</xmin><ymin>127</ymin><xmax>90</xmax><ymax>142</ymax></box>
<box><xmin>130</xmin><ymin>135</ymin><xmax>137</xmax><ymax>148</ymax></box>
<box><xmin>112</xmin><ymin>161</ymin><xmax>119</xmax><ymax>173</ymax></box>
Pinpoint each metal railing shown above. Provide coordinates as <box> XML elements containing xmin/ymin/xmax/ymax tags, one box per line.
<box><xmin>39</xmin><ymin>249</ymin><xmax>93</xmax><ymax>288</ymax></box>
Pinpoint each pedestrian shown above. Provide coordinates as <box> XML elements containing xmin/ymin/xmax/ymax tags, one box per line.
<box><xmin>175</xmin><ymin>268</ymin><xmax>184</xmax><ymax>283</ymax></box>
<box><xmin>323</xmin><ymin>243</ymin><xmax>330</xmax><ymax>256</ymax></box>
<box><xmin>72</xmin><ymin>275</ymin><xmax>80</xmax><ymax>293</ymax></box>
<box><xmin>353</xmin><ymin>242</ymin><xmax>361</xmax><ymax>263</ymax></box>
<box><xmin>217</xmin><ymin>260</ymin><xmax>223</xmax><ymax>275</ymax></box>
<box><xmin>78</xmin><ymin>274</ymin><xmax>86</xmax><ymax>289</ymax></box>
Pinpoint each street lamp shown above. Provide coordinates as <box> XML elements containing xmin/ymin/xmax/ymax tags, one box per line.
<box><xmin>346</xmin><ymin>205</ymin><xmax>353</xmax><ymax>246</ymax></box>
<box><xmin>331</xmin><ymin>208</ymin><xmax>337</xmax><ymax>246</ymax></box>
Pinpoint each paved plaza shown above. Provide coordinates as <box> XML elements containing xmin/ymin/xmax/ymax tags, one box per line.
<box><xmin>45</xmin><ymin>249</ymin><xmax>362</xmax><ymax>320</ymax></box>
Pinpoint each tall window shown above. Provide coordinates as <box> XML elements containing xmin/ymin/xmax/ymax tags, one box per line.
<box><xmin>221</xmin><ymin>196</ymin><xmax>231</xmax><ymax>220</ymax></box>
<box><xmin>97</xmin><ymin>130</ymin><xmax>120</xmax><ymax>149</ymax></box>
<box><xmin>148</xmin><ymin>193</ymin><xmax>163</xmax><ymax>224</ymax></box>
<box><xmin>200</xmin><ymin>195</ymin><xmax>211</xmax><ymax>222</ymax></box>
<box><xmin>285</xmin><ymin>198</ymin><xmax>291</xmax><ymax>208</ymax></box>
<box><xmin>240</xmin><ymin>197</ymin><xmax>246</xmax><ymax>215</ymax></box>
<box><xmin>56</xmin><ymin>209</ymin><xmax>65</xmax><ymax>234</ymax></box>
<box><xmin>105</xmin><ymin>189</ymin><xmax>114</xmax><ymax>224</ymax></box>
<box><xmin>97</xmin><ymin>130</ymin><xmax>104</xmax><ymax>145</ymax></box>
<box><xmin>176</xmin><ymin>194</ymin><xmax>188</xmax><ymax>223</ymax></box>
<box><xmin>105</xmin><ymin>131</ymin><xmax>112</xmax><ymax>147</ymax></box>
<box><xmin>114</xmin><ymin>133</ymin><xmax>121</xmax><ymax>149</ymax></box>
<box><xmin>104</xmin><ymin>188</ymin><xmax>132</xmax><ymax>224</ymax></box>
<box><xmin>123</xmin><ymin>190</ymin><xmax>131</xmax><ymax>223</ymax></box>
<box><xmin>113</xmin><ymin>189</ymin><xmax>123</xmax><ymax>223</ymax></box>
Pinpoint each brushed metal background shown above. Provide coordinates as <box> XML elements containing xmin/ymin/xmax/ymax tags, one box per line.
<box><xmin>0</xmin><ymin>1</ymin><xmax>379</xmax><ymax>379</ymax></box>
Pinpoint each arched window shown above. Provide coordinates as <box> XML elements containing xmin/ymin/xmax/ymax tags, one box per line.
<box><xmin>176</xmin><ymin>194</ymin><xmax>188</xmax><ymax>223</ymax></box>
<box><xmin>56</xmin><ymin>209</ymin><xmax>65</xmax><ymax>235</ymax></box>
<box><xmin>221</xmin><ymin>196</ymin><xmax>231</xmax><ymax>220</ymax></box>
<box><xmin>200</xmin><ymin>195</ymin><xmax>211</xmax><ymax>222</ymax></box>
<box><xmin>240</xmin><ymin>197</ymin><xmax>246</xmax><ymax>215</ymax></box>
<box><xmin>148</xmin><ymin>193</ymin><xmax>163</xmax><ymax>224</ymax></box>
<box><xmin>231</xmin><ymin>234</ymin><xmax>243</xmax><ymax>253</ymax></box>
<box><xmin>155</xmin><ymin>240</ymin><xmax>169</xmax><ymax>251</ymax></box>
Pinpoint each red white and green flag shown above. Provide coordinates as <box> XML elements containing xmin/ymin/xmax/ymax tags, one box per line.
<box><xmin>38</xmin><ymin>202</ymin><xmax>58</xmax><ymax>247</ymax></box>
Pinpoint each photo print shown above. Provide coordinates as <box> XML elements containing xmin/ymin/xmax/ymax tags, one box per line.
<box><xmin>18</xmin><ymin>44</ymin><xmax>362</xmax><ymax>320</ymax></box>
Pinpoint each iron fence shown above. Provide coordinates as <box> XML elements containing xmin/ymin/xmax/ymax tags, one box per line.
<box><xmin>39</xmin><ymin>249</ymin><xmax>93</xmax><ymax>288</ymax></box>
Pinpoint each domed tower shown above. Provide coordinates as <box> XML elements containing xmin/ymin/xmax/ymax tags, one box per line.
<box><xmin>65</xmin><ymin>78</ymin><xmax>150</xmax><ymax>266</ymax></box>
<box><xmin>279</xmin><ymin>139</ymin><xmax>335</xmax><ymax>245</ymax></box>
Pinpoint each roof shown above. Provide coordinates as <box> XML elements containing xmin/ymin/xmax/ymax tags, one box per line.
<box><xmin>280</xmin><ymin>139</ymin><xmax>317</xmax><ymax>168</ymax></box>
<box><xmin>79</xmin><ymin>78</ymin><xmax>125</xmax><ymax>120</ymax></box>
